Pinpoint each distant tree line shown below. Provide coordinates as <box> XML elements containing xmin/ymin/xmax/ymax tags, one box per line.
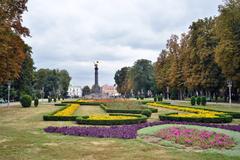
<box><xmin>115</xmin><ymin>0</ymin><xmax>240</xmax><ymax>102</ymax></box>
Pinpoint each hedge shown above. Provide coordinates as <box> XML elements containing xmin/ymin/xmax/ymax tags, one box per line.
<box><xmin>54</xmin><ymin>103</ymin><xmax>68</xmax><ymax>106</ymax></box>
<box><xmin>100</xmin><ymin>104</ymin><xmax>158</xmax><ymax>114</ymax></box>
<box><xmin>62</xmin><ymin>101</ymin><xmax>102</xmax><ymax>105</ymax></box>
<box><xmin>76</xmin><ymin>114</ymin><xmax>147</xmax><ymax>125</ymax></box>
<box><xmin>175</xmin><ymin>105</ymin><xmax>240</xmax><ymax>119</ymax></box>
<box><xmin>43</xmin><ymin>105</ymin><xmax>77</xmax><ymax>121</ymax></box>
<box><xmin>159</xmin><ymin>112</ymin><xmax>233</xmax><ymax>123</ymax></box>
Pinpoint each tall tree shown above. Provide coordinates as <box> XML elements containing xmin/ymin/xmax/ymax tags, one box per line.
<box><xmin>0</xmin><ymin>0</ymin><xmax>30</xmax><ymax>84</ymax></box>
<box><xmin>114</xmin><ymin>67</ymin><xmax>131</xmax><ymax>95</ymax></box>
<box><xmin>82</xmin><ymin>86</ymin><xmax>91</xmax><ymax>96</ymax></box>
<box><xmin>215</xmin><ymin>0</ymin><xmax>240</xmax><ymax>85</ymax></box>
<box><xmin>131</xmin><ymin>59</ymin><xmax>155</xmax><ymax>96</ymax></box>
<box><xmin>12</xmin><ymin>44</ymin><xmax>34</xmax><ymax>98</ymax></box>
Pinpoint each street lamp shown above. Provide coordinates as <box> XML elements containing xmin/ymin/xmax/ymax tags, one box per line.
<box><xmin>7</xmin><ymin>81</ymin><xmax>11</xmax><ymax>107</ymax></box>
<box><xmin>166</xmin><ymin>86</ymin><xmax>170</xmax><ymax>100</ymax></box>
<box><xmin>41</xmin><ymin>87</ymin><xmax>44</xmax><ymax>102</ymax></box>
<box><xmin>227</xmin><ymin>80</ymin><xmax>232</xmax><ymax>105</ymax></box>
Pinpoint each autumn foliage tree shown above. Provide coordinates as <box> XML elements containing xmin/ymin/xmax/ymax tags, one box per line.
<box><xmin>0</xmin><ymin>0</ymin><xmax>30</xmax><ymax>84</ymax></box>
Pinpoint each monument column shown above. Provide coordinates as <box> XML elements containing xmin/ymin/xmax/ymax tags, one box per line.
<box><xmin>92</xmin><ymin>61</ymin><xmax>100</xmax><ymax>93</ymax></box>
<box><xmin>95</xmin><ymin>63</ymin><xmax>99</xmax><ymax>85</ymax></box>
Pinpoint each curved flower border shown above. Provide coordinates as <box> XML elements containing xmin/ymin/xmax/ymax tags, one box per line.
<box><xmin>44</xmin><ymin>121</ymin><xmax>240</xmax><ymax>139</ymax></box>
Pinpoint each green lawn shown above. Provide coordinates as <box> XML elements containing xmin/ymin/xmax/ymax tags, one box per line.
<box><xmin>73</xmin><ymin>105</ymin><xmax>107</xmax><ymax>116</ymax></box>
<box><xmin>0</xmin><ymin>104</ymin><xmax>240</xmax><ymax>160</ymax></box>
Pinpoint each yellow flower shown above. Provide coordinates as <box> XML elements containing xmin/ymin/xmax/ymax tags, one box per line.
<box><xmin>87</xmin><ymin>115</ymin><xmax>137</xmax><ymax>120</ymax></box>
<box><xmin>54</xmin><ymin>104</ymin><xmax>79</xmax><ymax>116</ymax></box>
<box><xmin>147</xmin><ymin>102</ymin><xmax>225</xmax><ymax>118</ymax></box>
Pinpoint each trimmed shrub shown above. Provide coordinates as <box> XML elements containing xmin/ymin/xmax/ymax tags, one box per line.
<box><xmin>196</xmin><ymin>97</ymin><xmax>201</xmax><ymax>105</ymax></box>
<box><xmin>157</xmin><ymin>95</ymin><xmax>163</xmax><ymax>101</ymax></box>
<box><xmin>201</xmin><ymin>96</ymin><xmax>207</xmax><ymax>106</ymax></box>
<box><xmin>48</xmin><ymin>97</ymin><xmax>52</xmax><ymax>103</ymax></box>
<box><xmin>140</xmin><ymin>95</ymin><xmax>144</xmax><ymax>100</ymax></box>
<box><xmin>191</xmin><ymin>97</ymin><xmax>196</xmax><ymax>106</ymax></box>
<box><xmin>141</xmin><ymin>109</ymin><xmax>152</xmax><ymax>117</ymax></box>
<box><xmin>54</xmin><ymin>97</ymin><xmax>57</xmax><ymax>102</ymax></box>
<box><xmin>55</xmin><ymin>103</ymin><xmax>68</xmax><ymax>106</ymax></box>
<box><xmin>20</xmin><ymin>95</ymin><xmax>32</xmax><ymax>108</ymax></box>
<box><xmin>34</xmin><ymin>98</ymin><xmax>39</xmax><ymax>107</ymax></box>
<box><xmin>159</xmin><ymin>113</ymin><xmax>233</xmax><ymax>123</ymax></box>
<box><xmin>76</xmin><ymin>114</ymin><xmax>147</xmax><ymax>125</ymax></box>
<box><xmin>43</xmin><ymin>105</ymin><xmax>77</xmax><ymax>121</ymax></box>
<box><xmin>154</xmin><ymin>97</ymin><xmax>157</xmax><ymax>102</ymax></box>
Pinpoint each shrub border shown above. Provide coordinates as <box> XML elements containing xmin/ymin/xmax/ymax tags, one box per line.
<box><xmin>76</xmin><ymin>113</ymin><xmax>148</xmax><ymax>125</ymax></box>
<box><xmin>100</xmin><ymin>104</ymin><xmax>157</xmax><ymax>114</ymax></box>
<box><xmin>43</xmin><ymin>104</ymin><xmax>77</xmax><ymax>121</ymax></box>
<box><xmin>159</xmin><ymin>112</ymin><xmax>233</xmax><ymax>123</ymax></box>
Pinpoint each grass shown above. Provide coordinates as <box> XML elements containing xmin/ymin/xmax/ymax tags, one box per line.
<box><xmin>73</xmin><ymin>105</ymin><xmax>107</xmax><ymax>116</ymax></box>
<box><xmin>0</xmin><ymin>104</ymin><xmax>240</xmax><ymax>160</ymax></box>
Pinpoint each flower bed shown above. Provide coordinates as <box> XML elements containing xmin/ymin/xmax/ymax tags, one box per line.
<box><xmin>44</xmin><ymin>121</ymin><xmax>240</xmax><ymax>139</ymax></box>
<box><xmin>100</xmin><ymin>104</ymin><xmax>158</xmax><ymax>114</ymax></box>
<box><xmin>43</xmin><ymin>104</ymin><xmax>79</xmax><ymax>121</ymax></box>
<box><xmin>148</xmin><ymin>103</ymin><xmax>233</xmax><ymax>123</ymax></box>
<box><xmin>153</xmin><ymin>126</ymin><xmax>235</xmax><ymax>149</ymax></box>
<box><xmin>76</xmin><ymin>114</ymin><xmax>147</xmax><ymax>125</ymax></box>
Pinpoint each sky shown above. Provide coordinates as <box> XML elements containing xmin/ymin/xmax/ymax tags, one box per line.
<box><xmin>23</xmin><ymin>0</ymin><xmax>223</xmax><ymax>87</ymax></box>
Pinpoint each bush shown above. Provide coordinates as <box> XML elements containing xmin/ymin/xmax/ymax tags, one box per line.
<box><xmin>48</xmin><ymin>97</ymin><xmax>52</xmax><ymax>103</ymax></box>
<box><xmin>159</xmin><ymin>113</ymin><xmax>233</xmax><ymax>123</ymax></box>
<box><xmin>196</xmin><ymin>97</ymin><xmax>201</xmax><ymax>105</ymax></box>
<box><xmin>76</xmin><ymin>114</ymin><xmax>147</xmax><ymax>125</ymax></box>
<box><xmin>34</xmin><ymin>98</ymin><xmax>39</xmax><ymax>107</ymax></box>
<box><xmin>154</xmin><ymin>97</ymin><xmax>157</xmax><ymax>102</ymax></box>
<box><xmin>141</xmin><ymin>109</ymin><xmax>152</xmax><ymax>117</ymax></box>
<box><xmin>43</xmin><ymin>105</ymin><xmax>77</xmax><ymax>121</ymax></box>
<box><xmin>54</xmin><ymin>97</ymin><xmax>57</xmax><ymax>102</ymax></box>
<box><xmin>157</xmin><ymin>95</ymin><xmax>163</xmax><ymax>101</ymax></box>
<box><xmin>136</xmin><ymin>97</ymin><xmax>139</xmax><ymax>100</ymax></box>
<box><xmin>140</xmin><ymin>95</ymin><xmax>144</xmax><ymax>100</ymax></box>
<box><xmin>201</xmin><ymin>96</ymin><xmax>207</xmax><ymax>106</ymax></box>
<box><xmin>20</xmin><ymin>95</ymin><xmax>32</xmax><ymax>107</ymax></box>
<box><xmin>191</xmin><ymin>97</ymin><xmax>196</xmax><ymax>106</ymax></box>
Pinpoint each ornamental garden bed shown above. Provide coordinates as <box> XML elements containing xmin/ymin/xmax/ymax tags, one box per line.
<box><xmin>148</xmin><ymin>102</ymin><xmax>239</xmax><ymax>123</ymax></box>
<box><xmin>43</xmin><ymin>104</ymin><xmax>79</xmax><ymax>121</ymax></box>
<box><xmin>137</xmin><ymin>124</ymin><xmax>240</xmax><ymax>156</ymax></box>
<box><xmin>76</xmin><ymin>114</ymin><xmax>147</xmax><ymax>125</ymax></box>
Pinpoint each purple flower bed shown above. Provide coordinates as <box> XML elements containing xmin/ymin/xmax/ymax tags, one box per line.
<box><xmin>44</xmin><ymin>121</ymin><xmax>240</xmax><ymax>139</ymax></box>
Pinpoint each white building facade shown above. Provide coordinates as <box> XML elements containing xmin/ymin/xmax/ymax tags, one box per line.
<box><xmin>68</xmin><ymin>85</ymin><xmax>82</xmax><ymax>98</ymax></box>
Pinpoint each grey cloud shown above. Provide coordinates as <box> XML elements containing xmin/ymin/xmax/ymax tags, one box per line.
<box><xmin>23</xmin><ymin>0</ymin><xmax>222</xmax><ymax>86</ymax></box>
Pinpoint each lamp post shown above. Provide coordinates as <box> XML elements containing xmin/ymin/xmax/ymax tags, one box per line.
<box><xmin>7</xmin><ymin>81</ymin><xmax>11</xmax><ymax>107</ymax></box>
<box><xmin>166</xmin><ymin>86</ymin><xmax>169</xmax><ymax>100</ymax></box>
<box><xmin>227</xmin><ymin>80</ymin><xmax>232</xmax><ymax>105</ymax></box>
<box><xmin>41</xmin><ymin>87</ymin><xmax>44</xmax><ymax>102</ymax></box>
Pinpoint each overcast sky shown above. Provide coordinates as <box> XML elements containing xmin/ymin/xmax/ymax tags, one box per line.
<box><xmin>23</xmin><ymin>0</ymin><xmax>223</xmax><ymax>87</ymax></box>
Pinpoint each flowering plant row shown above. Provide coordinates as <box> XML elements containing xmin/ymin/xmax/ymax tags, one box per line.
<box><xmin>87</xmin><ymin>114</ymin><xmax>138</xmax><ymax>120</ymax></box>
<box><xmin>54</xmin><ymin>104</ymin><xmax>79</xmax><ymax>116</ymax></box>
<box><xmin>147</xmin><ymin>103</ymin><xmax>233</xmax><ymax>123</ymax></box>
<box><xmin>43</xmin><ymin>104</ymin><xmax>79</xmax><ymax>121</ymax></box>
<box><xmin>76</xmin><ymin>114</ymin><xmax>147</xmax><ymax>125</ymax></box>
<box><xmin>44</xmin><ymin>121</ymin><xmax>240</xmax><ymax>139</ymax></box>
<box><xmin>153</xmin><ymin>126</ymin><xmax>235</xmax><ymax>149</ymax></box>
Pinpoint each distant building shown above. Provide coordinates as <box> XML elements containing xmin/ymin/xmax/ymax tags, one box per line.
<box><xmin>101</xmin><ymin>84</ymin><xmax>120</xmax><ymax>97</ymax></box>
<box><xmin>68</xmin><ymin>85</ymin><xmax>82</xmax><ymax>98</ymax></box>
